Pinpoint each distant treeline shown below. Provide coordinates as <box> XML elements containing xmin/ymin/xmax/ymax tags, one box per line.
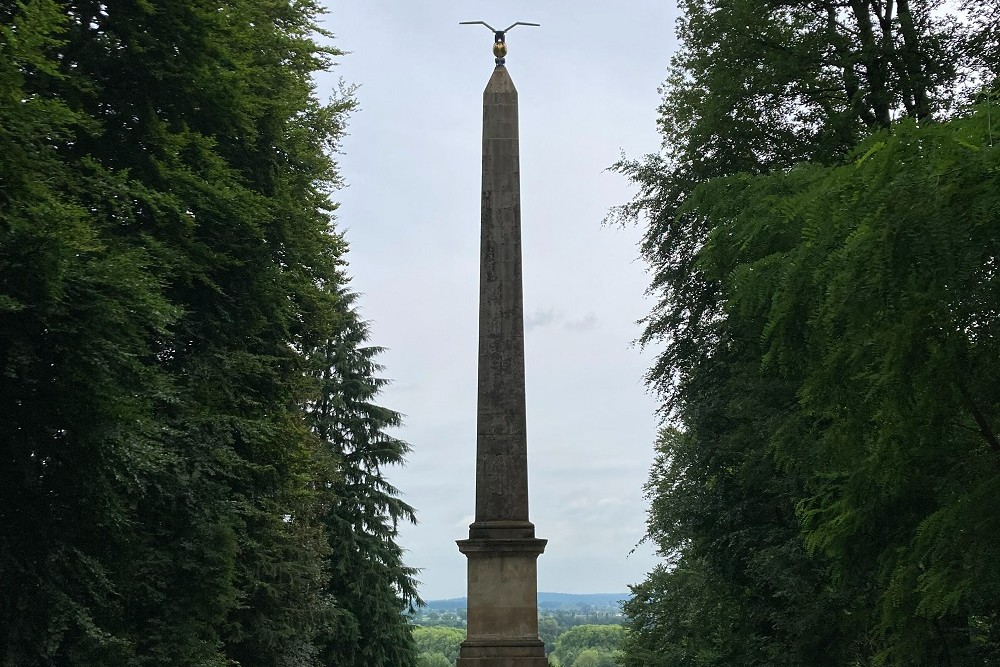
<box><xmin>421</xmin><ymin>593</ymin><xmax>628</xmax><ymax>612</ymax></box>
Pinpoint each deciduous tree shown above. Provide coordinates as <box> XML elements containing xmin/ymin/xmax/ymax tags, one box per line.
<box><xmin>1</xmin><ymin>2</ymin><xmax>417</xmax><ymax>665</ymax></box>
<box><xmin>615</xmin><ymin>0</ymin><xmax>1000</xmax><ymax>664</ymax></box>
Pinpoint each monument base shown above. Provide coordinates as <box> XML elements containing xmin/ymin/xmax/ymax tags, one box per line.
<box><xmin>457</xmin><ymin>660</ymin><xmax>548</xmax><ymax>666</ymax></box>
<box><xmin>457</xmin><ymin>638</ymin><xmax>547</xmax><ymax>666</ymax></box>
<box><xmin>457</xmin><ymin>656</ymin><xmax>548</xmax><ymax>666</ymax></box>
<box><xmin>457</xmin><ymin>527</ymin><xmax>547</xmax><ymax>667</ymax></box>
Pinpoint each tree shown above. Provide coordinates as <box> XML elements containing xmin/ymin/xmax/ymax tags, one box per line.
<box><xmin>572</xmin><ymin>649</ymin><xmax>617</xmax><ymax>667</ymax></box>
<box><xmin>412</xmin><ymin>626</ymin><xmax>465</xmax><ymax>665</ymax></box>
<box><xmin>1</xmin><ymin>1</ymin><xmax>417</xmax><ymax>665</ymax></box>
<box><xmin>619</xmin><ymin>424</ymin><xmax>857</xmax><ymax>666</ymax></box>
<box><xmin>614</xmin><ymin>0</ymin><xmax>996</xmax><ymax>400</ymax></box>
<box><xmin>551</xmin><ymin>625</ymin><xmax>624</xmax><ymax>667</ymax></box>
<box><xmin>539</xmin><ymin>615</ymin><xmax>562</xmax><ymax>654</ymax></box>
<box><xmin>681</xmin><ymin>110</ymin><xmax>1000</xmax><ymax>663</ymax></box>
<box><xmin>307</xmin><ymin>285</ymin><xmax>421</xmax><ymax>667</ymax></box>
<box><xmin>614</xmin><ymin>0</ymin><xmax>1000</xmax><ymax>665</ymax></box>
<box><xmin>1</xmin><ymin>3</ymin><xmax>181</xmax><ymax>663</ymax></box>
<box><xmin>417</xmin><ymin>652</ymin><xmax>452</xmax><ymax>667</ymax></box>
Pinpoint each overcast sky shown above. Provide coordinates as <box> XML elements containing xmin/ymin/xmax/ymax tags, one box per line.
<box><xmin>315</xmin><ymin>2</ymin><xmax>681</xmax><ymax>600</ymax></box>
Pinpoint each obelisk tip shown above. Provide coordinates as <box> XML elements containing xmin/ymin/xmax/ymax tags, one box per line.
<box><xmin>484</xmin><ymin>64</ymin><xmax>517</xmax><ymax>94</ymax></box>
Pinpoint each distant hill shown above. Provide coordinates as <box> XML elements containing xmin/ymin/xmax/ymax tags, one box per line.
<box><xmin>424</xmin><ymin>592</ymin><xmax>629</xmax><ymax>611</ymax></box>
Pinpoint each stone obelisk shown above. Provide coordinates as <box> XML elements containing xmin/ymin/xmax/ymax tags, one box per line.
<box><xmin>456</xmin><ymin>24</ymin><xmax>547</xmax><ymax>667</ymax></box>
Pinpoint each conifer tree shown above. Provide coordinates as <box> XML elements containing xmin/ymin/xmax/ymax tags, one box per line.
<box><xmin>306</xmin><ymin>283</ymin><xmax>421</xmax><ymax>667</ymax></box>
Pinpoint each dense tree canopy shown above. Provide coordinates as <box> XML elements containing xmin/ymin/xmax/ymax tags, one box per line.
<box><xmin>0</xmin><ymin>1</ymin><xmax>417</xmax><ymax>665</ymax></box>
<box><xmin>697</xmin><ymin>111</ymin><xmax>999</xmax><ymax>662</ymax></box>
<box><xmin>417</xmin><ymin>653</ymin><xmax>453</xmax><ymax>667</ymax></box>
<box><xmin>413</xmin><ymin>626</ymin><xmax>465</xmax><ymax>665</ymax></box>
<box><xmin>550</xmin><ymin>624</ymin><xmax>624</xmax><ymax>667</ymax></box>
<box><xmin>616</xmin><ymin>0</ymin><xmax>1000</xmax><ymax>665</ymax></box>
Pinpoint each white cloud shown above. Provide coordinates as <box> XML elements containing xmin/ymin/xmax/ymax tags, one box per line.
<box><xmin>525</xmin><ymin>307</ymin><xmax>560</xmax><ymax>330</ymax></box>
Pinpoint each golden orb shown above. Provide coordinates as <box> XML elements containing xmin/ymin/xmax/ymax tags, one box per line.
<box><xmin>493</xmin><ymin>42</ymin><xmax>508</xmax><ymax>59</ymax></box>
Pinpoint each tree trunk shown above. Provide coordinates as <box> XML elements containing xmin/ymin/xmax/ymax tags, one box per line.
<box><xmin>895</xmin><ymin>0</ymin><xmax>932</xmax><ymax>119</ymax></box>
<box><xmin>850</xmin><ymin>0</ymin><xmax>893</xmax><ymax>126</ymax></box>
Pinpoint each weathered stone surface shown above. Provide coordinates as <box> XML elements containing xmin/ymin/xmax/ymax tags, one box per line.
<box><xmin>456</xmin><ymin>658</ymin><xmax>548</xmax><ymax>667</ymax></box>
<box><xmin>461</xmin><ymin>545</ymin><xmax>542</xmax><ymax>638</ymax></box>
<box><xmin>475</xmin><ymin>64</ymin><xmax>530</xmax><ymax>524</ymax></box>
<box><xmin>457</xmin><ymin>64</ymin><xmax>547</xmax><ymax>667</ymax></box>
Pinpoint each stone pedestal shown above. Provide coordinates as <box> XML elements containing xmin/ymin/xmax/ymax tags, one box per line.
<box><xmin>457</xmin><ymin>62</ymin><xmax>547</xmax><ymax>666</ymax></box>
<box><xmin>457</xmin><ymin>529</ymin><xmax>546</xmax><ymax>667</ymax></box>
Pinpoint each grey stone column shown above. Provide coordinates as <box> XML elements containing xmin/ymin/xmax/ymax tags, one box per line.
<box><xmin>456</xmin><ymin>64</ymin><xmax>547</xmax><ymax>667</ymax></box>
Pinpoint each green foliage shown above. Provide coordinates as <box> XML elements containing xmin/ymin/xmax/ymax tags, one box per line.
<box><xmin>412</xmin><ymin>626</ymin><xmax>465</xmax><ymax>664</ymax></box>
<box><xmin>0</xmin><ymin>1</ymin><xmax>417</xmax><ymax>666</ymax></box>
<box><xmin>551</xmin><ymin>625</ymin><xmax>624</xmax><ymax>667</ymax></box>
<box><xmin>572</xmin><ymin>649</ymin><xmax>617</xmax><ymax>667</ymax></box>
<box><xmin>539</xmin><ymin>615</ymin><xmax>562</xmax><ymax>654</ymax></box>
<box><xmin>622</xmin><ymin>77</ymin><xmax>1000</xmax><ymax>667</ymax></box>
<box><xmin>616</xmin><ymin>1</ymin><xmax>1000</xmax><ymax>665</ymax></box>
<box><xmin>308</xmin><ymin>287</ymin><xmax>420</xmax><ymax>667</ymax></box>
<box><xmin>417</xmin><ymin>652</ymin><xmax>452</xmax><ymax>667</ymax></box>
<box><xmin>413</xmin><ymin>623</ymin><xmax>626</xmax><ymax>667</ymax></box>
<box><xmin>691</xmin><ymin>111</ymin><xmax>1000</xmax><ymax>664</ymax></box>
